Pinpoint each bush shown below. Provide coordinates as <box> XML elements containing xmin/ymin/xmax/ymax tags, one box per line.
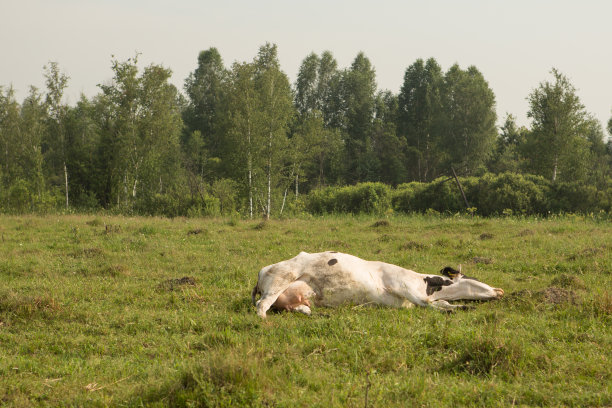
<box><xmin>312</xmin><ymin>173</ymin><xmax>611</xmax><ymax>216</ymax></box>
<box><xmin>469</xmin><ymin>173</ymin><xmax>550</xmax><ymax>216</ymax></box>
<box><xmin>549</xmin><ymin>180</ymin><xmax>612</xmax><ymax>213</ymax></box>
<box><xmin>392</xmin><ymin>182</ymin><xmax>427</xmax><ymax>213</ymax></box>
<box><xmin>0</xmin><ymin>180</ymin><xmax>62</xmax><ymax>214</ymax></box>
<box><xmin>306</xmin><ymin>182</ymin><xmax>391</xmax><ymax>214</ymax></box>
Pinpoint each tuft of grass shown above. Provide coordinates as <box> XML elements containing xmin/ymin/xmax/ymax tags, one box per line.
<box><xmin>441</xmin><ymin>336</ymin><xmax>526</xmax><ymax>376</ymax></box>
<box><xmin>104</xmin><ymin>224</ymin><xmax>121</xmax><ymax>234</ymax></box>
<box><xmin>137</xmin><ymin>225</ymin><xmax>158</xmax><ymax>236</ymax></box>
<box><xmin>0</xmin><ymin>291</ymin><xmax>63</xmax><ymax>321</ymax></box>
<box><xmin>550</xmin><ymin>273</ymin><xmax>586</xmax><ymax>290</ymax></box>
<box><xmin>85</xmin><ymin>218</ymin><xmax>103</xmax><ymax>227</ymax></box>
<box><xmin>588</xmin><ymin>291</ymin><xmax>612</xmax><ymax>317</ymax></box>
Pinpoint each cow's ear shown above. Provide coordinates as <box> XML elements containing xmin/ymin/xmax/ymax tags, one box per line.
<box><xmin>441</xmin><ymin>266</ymin><xmax>460</xmax><ymax>278</ymax></box>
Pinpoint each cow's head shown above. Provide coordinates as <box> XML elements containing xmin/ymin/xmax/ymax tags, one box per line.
<box><xmin>439</xmin><ymin>266</ymin><xmax>504</xmax><ymax>300</ymax></box>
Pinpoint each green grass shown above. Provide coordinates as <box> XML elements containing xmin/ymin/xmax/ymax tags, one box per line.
<box><xmin>0</xmin><ymin>214</ymin><xmax>610</xmax><ymax>407</ymax></box>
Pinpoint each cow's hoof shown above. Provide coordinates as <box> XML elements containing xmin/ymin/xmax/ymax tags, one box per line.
<box><xmin>293</xmin><ymin>305</ymin><xmax>312</xmax><ymax>315</ymax></box>
<box><xmin>494</xmin><ymin>288</ymin><xmax>504</xmax><ymax>298</ymax></box>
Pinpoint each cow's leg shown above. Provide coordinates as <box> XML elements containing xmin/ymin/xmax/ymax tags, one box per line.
<box><xmin>382</xmin><ymin>285</ymin><xmax>466</xmax><ymax>311</ymax></box>
<box><xmin>270</xmin><ymin>281</ymin><xmax>315</xmax><ymax>316</ymax></box>
<box><xmin>255</xmin><ymin>266</ymin><xmax>304</xmax><ymax>318</ymax></box>
<box><xmin>429</xmin><ymin>299</ymin><xmax>469</xmax><ymax>311</ymax></box>
<box><xmin>256</xmin><ymin>291</ymin><xmax>286</xmax><ymax>318</ymax></box>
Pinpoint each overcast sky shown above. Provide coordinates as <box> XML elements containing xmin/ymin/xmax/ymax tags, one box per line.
<box><xmin>1</xmin><ymin>0</ymin><xmax>611</xmax><ymax>132</ymax></box>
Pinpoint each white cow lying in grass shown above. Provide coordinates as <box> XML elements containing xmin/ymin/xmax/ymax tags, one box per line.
<box><xmin>252</xmin><ymin>251</ymin><xmax>504</xmax><ymax>318</ymax></box>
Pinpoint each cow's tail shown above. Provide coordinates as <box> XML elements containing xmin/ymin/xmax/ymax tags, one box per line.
<box><xmin>251</xmin><ymin>281</ymin><xmax>260</xmax><ymax>306</ymax></box>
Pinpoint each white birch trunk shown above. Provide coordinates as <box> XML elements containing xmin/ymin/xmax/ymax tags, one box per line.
<box><xmin>63</xmin><ymin>161</ymin><xmax>69</xmax><ymax>209</ymax></box>
<box><xmin>280</xmin><ymin>187</ymin><xmax>288</xmax><ymax>216</ymax></box>
<box><xmin>266</xmin><ymin>131</ymin><xmax>272</xmax><ymax>220</ymax></box>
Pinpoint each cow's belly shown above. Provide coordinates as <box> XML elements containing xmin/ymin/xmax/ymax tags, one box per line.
<box><xmin>310</xmin><ymin>282</ymin><xmax>373</xmax><ymax>307</ymax></box>
<box><xmin>299</xmin><ymin>262</ymin><xmax>384</xmax><ymax>307</ymax></box>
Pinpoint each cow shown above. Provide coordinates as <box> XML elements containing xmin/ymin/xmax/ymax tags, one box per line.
<box><xmin>251</xmin><ymin>251</ymin><xmax>504</xmax><ymax>318</ymax></box>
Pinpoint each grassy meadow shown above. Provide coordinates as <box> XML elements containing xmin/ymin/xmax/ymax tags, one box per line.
<box><xmin>0</xmin><ymin>214</ymin><xmax>611</xmax><ymax>407</ymax></box>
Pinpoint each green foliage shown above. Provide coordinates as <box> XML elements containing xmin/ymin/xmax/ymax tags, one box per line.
<box><xmin>471</xmin><ymin>173</ymin><xmax>549</xmax><ymax>216</ymax></box>
<box><xmin>306</xmin><ymin>182</ymin><xmax>391</xmax><ymax>214</ymax></box>
<box><xmin>524</xmin><ymin>68</ymin><xmax>592</xmax><ymax>183</ymax></box>
<box><xmin>390</xmin><ymin>172</ymin><xmax>611</xmax><ymax>216</ymax></box>
<box><xmin>549</xmin><ymin>180</ymin><xmax>612</xmax><ymax>213</ymax></box>
<box><xmin>0</xmin><ymin>179</ymin><xmax>61</xmax><ymax>214</ymax></box>
<box><xmin>211</xmin><ymin>178</ymin><xmax>239</xmax><ymax>215</ymax></box>
<box><xmin>2</xmin><ymin>49</ymin><xmax>612</xmax><ymax>218</ymax></box>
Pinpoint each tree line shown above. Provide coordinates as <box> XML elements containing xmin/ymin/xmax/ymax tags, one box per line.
<box><xmin>1</xmin><ymin>43</ymin><xmax>611</xmax><ymax>217</ymax></box>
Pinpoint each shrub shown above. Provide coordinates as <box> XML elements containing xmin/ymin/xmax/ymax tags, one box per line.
<box><xmin>549</xmin><ymin>180</ymin><xmax>612</xmax><ymax>213</ymax></box>
<box><xmin>391</xmin><ymin>182</ymin><xmax>427</xmax><ymax>213</ymax></box>
<box><xmin>470</xmin><ymin>172</ymin><xmax>550</xmax><ymax>216</ymax></box>
<box><xmin>306</xmin><ymin>182</ymin><xmax>391</xmax><ymax>214</ymax></box>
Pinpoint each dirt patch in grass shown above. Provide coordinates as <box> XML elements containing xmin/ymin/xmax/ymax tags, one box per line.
<box><xmin>371</xmin><ymin>220</ymin><xmax>390</xmax><ymax>228</ymax></box>
<box><xmin>399</xmin><ymin>241</ymin><xmax>427</xmax><ymax>251</ymax></box>
<box><xmin>96</xmin><ymin>264</ymin><xmax>129</xmax><ymax>277</ymax></box>
<box><xmin>187</xmin><ymin>228</ymin><xmax>205</xmax><ymax>235</ymax></box>
<box><xmin>479</xmin><ymin>232</ymin><xmax>494</xmax><ymax>240</ymax></box>
<box><xmin>158</xmin><ymin>276</ymin><xmax>197</xmax><ymax>291</ymax></box>
<box><xmin>472</xmin><ymin>256</ymin><xmax>493</xmax><ymax>264</ymax></box>
<box><xmin>253</xmin><ymin>220</ymin><xmax>268</xmax><ymax>230</ymax></box>
<box><xmin>541</xmin><ymin>287</ymin><xmax>578</xmax><ymax>305</ymax></box>
<box><xmin>0</xmin><ymin>292</ymin><xmax>63</xmax><ymax>320</ymax></box>
<box><xmin>378</xmin><ymin>234</ymin><xmax>392</xmax><ymax>243</ymax></box>
<box><xmin>323</xmin><ymin>240</ymin><xmax>350</xmax><ymax>250</ymax></box>
<box><xmin>70</xmin><ymin>247</ymin><xmax>105</xmax><ymax>258</ymax></box>
<box><xmin>567</xmin><ymin>246</ymin><xmax>608</xmax><ymax>260</ymax></box>
<box><xmin>550</xmin><ymin>274</ymin><xmax>586</xmax><ymax>290</ymax></box>
<box><xmin>509</xmin><ymin>286</ymin><xmax>579</xmax><ymax>306</ymax></box>
<box><xmin>518</xmin><ymin>229</ymin><xmax>534</xmax><ymax>237</ymax></box>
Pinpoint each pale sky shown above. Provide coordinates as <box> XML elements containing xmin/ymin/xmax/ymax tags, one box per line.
<box><xmin>1</xmin><ymin>0</ymin><xmax>611</xmax><ymax>132</ymax></box>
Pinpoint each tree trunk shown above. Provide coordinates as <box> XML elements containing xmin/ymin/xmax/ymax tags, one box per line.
<box><xmin>266</xmin><ymin>131</ymin><xmax>272</xmax><ymax>220</ymax></box>
<box><xmin>280</xmin><ymin>187</ymin><xmax>288</xmax><ymax>216</ymax></box>
<box><xmin>63</xmin><ymin>161</ymin><xmax>69</xmax><ymax>209</ymax></box>
<box><xmin>552</xmin><ymin>155</ymin><xmax>558</xmax><ymax>182</ymax></box>
<box><xmin>266</xmin><ymin>154</ymin><xmax>271</xmax><ymax>220</ymax></box>
<box><xmin>248</xmin><ymin>157</ymin><xmax>253</xmax><ymax>219</ymax></box>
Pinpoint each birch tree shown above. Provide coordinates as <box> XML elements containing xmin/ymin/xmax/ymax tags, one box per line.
<box><xmin>525</xmin><ymin>69</ymin><xmax>587</xmax><ymax>182</ymax></box>
<box><xmin>43</xmin><ymin>62</ymin><xmax>70</xmax><ymax>208</ymax></box>
<box><xmin>97</xmin><ymin>55</ymin><xmax>182</xmax><ymax>209</ymax></box>
<box><xmin>398</xmin><ymin>58</ymin><xmax>443</xmax><ymax>181</ymax></box>
<box><xmin>225</xmin><ymin>61</ymin><xmax>260</xmax><ymax>218</ymax></box>
<box><xmin>253</xmin><ymin>43</ymin><xmax>294</xmax><ymax>219</ymax></box>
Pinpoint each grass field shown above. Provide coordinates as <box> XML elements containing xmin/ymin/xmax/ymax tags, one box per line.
<box><xmin>0</xmin><ymin>214</ymin><xmax>610</xmax><ymax>407</ymax></box>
